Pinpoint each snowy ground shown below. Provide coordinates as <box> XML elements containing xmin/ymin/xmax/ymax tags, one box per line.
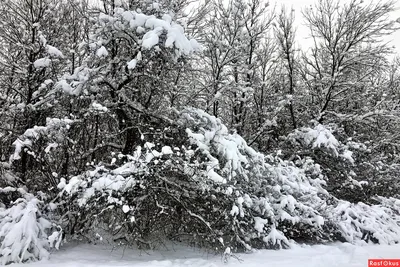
<box><xmin>9</xmin><ymin>242</ymin><xmax>400</xmax><ymax>267</ymax></box>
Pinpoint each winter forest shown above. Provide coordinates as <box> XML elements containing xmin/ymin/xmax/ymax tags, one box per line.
<box><xmin>1</xmin><ymin>0</ymin><xmax>400</xmax><ymax>265</ymax></box>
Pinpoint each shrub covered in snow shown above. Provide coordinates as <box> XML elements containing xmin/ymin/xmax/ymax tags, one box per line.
<box><xmin>0</xmin><ymin>189</ymin><xmax>62</xmax><ymax>265</ymax></box>
<box><xmin>4</xmin><ymin>108</ymin><xmax>400</xmax><ymax>259</ymax></box>
<box><xmin>7</xmin><ymin>105</ymin><xmax>400</xmax><ymax>258</ymax></box>
<box><xmin>275</xmin><ymin>122</ymin><xmax>400</xmax><ymax>245</ymax></box>
<box><xmin>283</xmin><ymin>122</ymin><xmax>372</xmax><ymax>203</ymax></box>
<box><xmin>328</xmin><ymin>199</ymin><xmax>400</xmax><ymax>245</ymax></box>
<box><xmin>57</xmin><ymin>108</ymin><xmax>334</xmax><ymax>251</ymax></box>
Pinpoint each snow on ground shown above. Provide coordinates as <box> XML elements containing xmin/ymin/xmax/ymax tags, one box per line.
<box><xmin>9</xmin><ymin>242</ymin><xmax>400</xmax><ymax>267</ymax></box>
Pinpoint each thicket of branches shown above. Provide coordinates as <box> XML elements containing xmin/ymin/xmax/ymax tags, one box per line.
<box><xmin>1</xmin><ymin>0</ymin><xmax>400</xmax><ymax>264</ymax></box>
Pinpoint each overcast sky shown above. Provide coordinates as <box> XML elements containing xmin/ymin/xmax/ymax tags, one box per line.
<box><xmin>271</xmin><ymin>0</ymin><xmax>400</xmax><ymax>57</ymax></box>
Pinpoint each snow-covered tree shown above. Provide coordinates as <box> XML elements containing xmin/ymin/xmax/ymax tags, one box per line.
<box><xmin>196</xmin><ymin>0</ymin><xmax>275</xmax><ymax>136</ymax></box>
<box><xmin>302</xmin><ymin>0</ymin><xmax>397</xmax><ymax>122</ymax></box>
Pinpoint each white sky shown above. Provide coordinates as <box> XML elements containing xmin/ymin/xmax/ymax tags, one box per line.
<box><xmin>272</xmin><ymin>0</ymin><xmax>400</xmax><ymax>56</ymax></box>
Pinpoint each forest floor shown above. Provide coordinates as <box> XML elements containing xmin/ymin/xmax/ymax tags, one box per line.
<box><xmin>10</xmin><ymin>241</ymin><xmax>400</xmax><ymax>267</ymax></box>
